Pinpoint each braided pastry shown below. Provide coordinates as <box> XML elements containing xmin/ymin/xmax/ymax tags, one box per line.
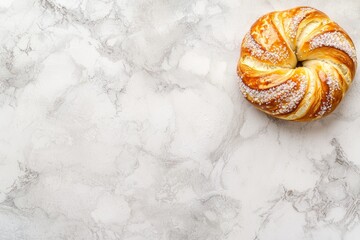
<box><xmin>237</xmin><ymin>6</ymin><xmax>357</xmax><ymax>121</ymax></box>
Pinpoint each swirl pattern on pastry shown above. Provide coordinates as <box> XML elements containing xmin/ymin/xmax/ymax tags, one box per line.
<box><xmin>237</xmin><ymin>6</ymin><xmax>357</xmax><ymax>121</ymax></box>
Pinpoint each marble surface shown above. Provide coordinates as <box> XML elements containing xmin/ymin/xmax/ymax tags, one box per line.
<box><xmin>0</xmin><ymin>0</ymin><xmax>359</xmax><ymax>239</ymax></box>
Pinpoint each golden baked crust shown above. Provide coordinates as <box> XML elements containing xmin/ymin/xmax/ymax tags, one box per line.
<box><xmin>237</xmin><ymin>6</ymin><xmax>357</xmax><ymax>121</ymax></box>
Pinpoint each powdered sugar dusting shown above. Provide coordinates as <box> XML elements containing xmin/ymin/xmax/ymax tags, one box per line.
<box><xmin>289</xmin><ymin>7</ymin><xmax>315</xmax><ymax>39</ymax></box>
<box><xmin>310</xmin><ymin>31</ymin><xmax>357</xmax><ymax>63</ymax></box>
<box><xmin>239</xmin><ymin>8</ymin><xmax>355</xmax><ymax>120</ymax></box>
<box><xmin>243</xmin><ymin>32</ymin><xmax>289</xmax><ymax>64</ymax></box>
<box><xmin>316</xmin><ymin>72</ymin><xmax>341</xmax><ymax>117</ymax></box>
<box><xmin>239</xmin><ymin>74</ymin><xmax>307</xmax><ymax>115</ymax></box>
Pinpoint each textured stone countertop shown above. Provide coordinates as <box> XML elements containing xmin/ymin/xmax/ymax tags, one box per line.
<box><xmin>0</xmin><ymin>0</ymin><xmax>359</xmax><ymax>239</ymax></box>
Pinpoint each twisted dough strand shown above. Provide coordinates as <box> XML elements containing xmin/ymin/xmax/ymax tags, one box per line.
<box><xmin>237</xmin><ymin>6</ymin><xmax>357</xmax><ymax>121</ymax></box>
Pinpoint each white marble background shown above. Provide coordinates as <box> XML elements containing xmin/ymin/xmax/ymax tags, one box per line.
<box><xmin>0</xmin><ymin>0</ymin><xmax>359</xmax><ymax>239</ymax></box>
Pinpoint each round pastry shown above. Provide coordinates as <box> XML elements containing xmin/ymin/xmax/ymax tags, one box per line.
<box><xmin>237</xmin><ymin>6</ymin><xmax>357</xmax><ymax>121</ymax></box>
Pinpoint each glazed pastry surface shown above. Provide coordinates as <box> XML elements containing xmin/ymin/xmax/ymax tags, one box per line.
<box><xmin>237</xmin><ymin>6</ymin><xmax>357</xmax><ymax>121</ymax></box>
